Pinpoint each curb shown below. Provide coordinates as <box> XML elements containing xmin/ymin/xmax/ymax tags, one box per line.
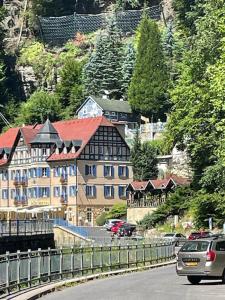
<box><xmin>7</xmin><ymin>260</ymin><xmax>176</xmax><ymax>300</ymax></box>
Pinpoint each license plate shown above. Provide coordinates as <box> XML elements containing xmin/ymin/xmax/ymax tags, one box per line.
<box><xmin>185</xmin><ymin>262</ymin><xmax>198</xmax><ymax>267</ymax></box>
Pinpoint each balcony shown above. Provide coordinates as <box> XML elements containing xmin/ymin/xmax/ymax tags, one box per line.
<box><xmin>60</xmin><ymin>195</ymin><xmax>68</xmax><ymax>205</ymax></box>
<box><xmin>60</xmin><ymin>174</ymin><xmax>68</xmax><ymax>185</ymax></box>
<box><xmin>14</xmin><ymin>195</ymin><xmax>28</xmax><ymax>207</ymax></box>
<box><xmin>13</xmin><ymin>176</ymin><xmax>28</xmax><ymax>186</ymax></box>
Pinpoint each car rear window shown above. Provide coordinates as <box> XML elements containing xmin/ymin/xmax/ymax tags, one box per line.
<box><xmin>180</xmin><ymin>241</ymin><xmax>210</xmax><ymax>252</ymax></box>
<box><xmin>164</xmin><ymin>234</ymin><xmax>174</xmax><ymax>237</ymax></box>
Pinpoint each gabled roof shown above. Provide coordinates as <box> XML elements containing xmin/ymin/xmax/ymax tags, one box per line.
<box><xmin>47</xmin><ymin>116</ymin><xmax>114</xmax><ymax>161</ymax></box>
<box><xmin>0</xmin><ymin>116</ymin><xmax>118</xmax><ymax>164</ymax></box>
<box><xmin>77</xmin><ymin>96</ymin><xmax>132</xmax><ymax>114</ymax></box>
<box><xmin>128</xmin><ymin>176</ymin><xmax>190</xmax><ymax>192</ymax></box>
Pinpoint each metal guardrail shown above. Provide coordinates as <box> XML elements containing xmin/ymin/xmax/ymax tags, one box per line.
<box><xmin>0</xmin><ymin>242</ymin><xmax>175</xmax><ymax>298</ymax></box>
<box><xmin>0</xmin><ymin>220</ymin><xmax>53</xmax><ymax>236</ymax></box>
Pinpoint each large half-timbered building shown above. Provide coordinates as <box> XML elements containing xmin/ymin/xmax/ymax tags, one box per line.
<box><xmin>0</xmin><ymin>116</ymin><xmax>132</xmax><ymax>225</ymax></box>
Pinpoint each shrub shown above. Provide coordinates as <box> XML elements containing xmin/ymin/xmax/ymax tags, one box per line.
<box><xmin>96</xmin><ymin>212</ymin><xmax>108</xmax><ymax>226</ymax></box>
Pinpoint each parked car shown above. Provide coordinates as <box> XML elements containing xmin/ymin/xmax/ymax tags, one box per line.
<box><xmin>117</xmin><ymin>224</ymin><xmax>136</xmax><ymax>237</ymax></box>
<box><xmin>176</xmin><ymin>237</ymin><xmax>225</xmax><ymax>284</ymax></box>
<box><xmin>104</xmin><ymin>219</ymin><xmax>122</xmax><ymax>231</ymax></box>
<box><xmin>111</xmin><ymin>221</ymin><xmax>126</xmax><ymax>234</ymax></box>
<box><xmin>163</xmin><ymin>233</ymin><xmax>187</xmax><ymax>246</ymax></box>
<box><xmin>188</xmin><ymin>231</ymin><xmax>212</xmax><ymax>240</ymax></box>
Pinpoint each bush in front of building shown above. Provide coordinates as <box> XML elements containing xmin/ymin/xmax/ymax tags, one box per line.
<box><xmin>96</xmin><ymin>203</ymin><xmax>127</xmax><ymax>226</ymax></box>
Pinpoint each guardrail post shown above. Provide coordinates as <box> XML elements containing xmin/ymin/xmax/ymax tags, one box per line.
<box><xmin>5</xmin><ymin>251</ymin><xmax>10</xmax><ymax>295</ymax></box>
<box><xmin>16</xmin><ymin>250</ymin><xmax>20</xmax><ymax>291</ymax></box>
<box><xmin>135</xmin><ymin>244</ymin><xmax>138</xmax><ymax>267</ymax></box>
<box><xmin>118</xmin><ymin>245</ymin><xmax>121</xmax><ymax>268</ymax></box>
<box><xmin>16</xmin><ymin>220</ymin><xmax>19</xmax><ymax>236</ymax></box>
<box><xmin>156</xmin><ymin>244</ymin><xmax>159</xmax><ymax>263</ymax></box>
<box><xmin>37</xmin><ymin>248</ymin><xmax>41</xmax><ymax>284</ymax></box>
<box><xmin>90</xmin><ymin>245</ymin><xmax>94</xmax><ymax>274</ymax></box>
<box><xmin>109</xmin><ymin>245</ymin><xmax>112</xmax><ymax>271</ymax></box>
<box><xmin>70</xmin><ymin>246</ymin><xmax>74</xmax><ymax>277</ymax></box>
<box><xmin>127</xmin><ymin>244</ymin><xmax>129</xmax><ymax>268</ymax></box>
<box><xmin>80</xmin><ymin>246</ymin><xmax>84</xmax><ymax>276</ymax></box>
<box><xmin>48</xmin><ymin>248</ymin><xmax>51</xmax><ymax>282</ymax></box>
<box><xmin>27</xmin><ymin>249</ymin><xmax>32</xmax><ymax>288</ymax></box>
<box><xmin>59</xmin><ymin>246</ymin><xmax>63</xmax><ymax>279</ymax></box>
<box><xmin>100</xmin><ymin>245</ymin><xmax>103</xmax><ymax>272</ymax></box>
<box><xmin>142</xmin><ymin>243</ymin><xmax>145</xmax><ymax>266</ymax></box>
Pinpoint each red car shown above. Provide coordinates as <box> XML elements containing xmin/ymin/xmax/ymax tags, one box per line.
<box><xmin>188</xmin><ymin>231</ymin><xmax>212</xmax><ymax>240</ymax></box>
<box><xmin>111</xmin><ymin>221</ymin><xmax>126</xmax><ymax>234</ymax></box>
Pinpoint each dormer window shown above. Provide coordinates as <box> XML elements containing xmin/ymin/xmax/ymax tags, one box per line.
<box><xmin>42</xmin><ymin>148</ymin><xmax>47</xmax><ymax>156</ymax></box>
<box><xmin>3</xmin><ymin>153</ymin><xmax>7</xmax><ymax>159</ymax></box>
<box><xmin>71</xmin><ymin>146</ymin><xmax>75</xmax><ymax>154</ymax></box>
<box><xmin>63</xmin><ymin>147</ymin><xmax>67</xmax><ymax>154</ymax></box>
<box><xmin>56</xmin><ymin>148</ymin><xmax>59</xmax><ymax>155</ymax></box>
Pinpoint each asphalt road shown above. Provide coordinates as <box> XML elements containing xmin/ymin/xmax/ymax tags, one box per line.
<box><xmin>42</xmin><ymin>265</ymin><xmax>225</xmax><ymax>300</ymax></box>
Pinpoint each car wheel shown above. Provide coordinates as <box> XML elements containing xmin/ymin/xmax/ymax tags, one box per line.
<box><xmin>187</xmin><ymin>276</ymin><xmax>201</xmax><ymax>285</ymax></box>
<box><xmin>222</xmin><ymin>270</ymin><xmax>225</xmax><ymax>284</ymax></box>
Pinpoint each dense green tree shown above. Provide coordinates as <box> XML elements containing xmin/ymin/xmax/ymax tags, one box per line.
<box><xmin>56</xmin><ymin>58</ymin><xmax>84</xmax><ymax>117</ymax></box>
<box><xmin>121</xmin><ymin>43</ymin><xmax>136</xmax><ymax>97</ymax></box>
<box><xmin>131</xmin><ymin>131</ymin><xmax>158</xmax><ymax>181</ymax></box>
<box><xmin>167</xmin><ymin>0</ymin><xmax>225</xmax><ymax>185</ymax></box>
<box><xmin>128</xmin><ymin>16</ymin><xmax>168</xmax><ymax>118</ymax></box>
<box><xmin>83</xmin><ymin>17</ymin><xmax>124</xmax><ymax>98</ymax></box>
<box><xmin>16</xmin><ymin>91</ymin><xmax>62</xmax><ymax>124</ymax></box>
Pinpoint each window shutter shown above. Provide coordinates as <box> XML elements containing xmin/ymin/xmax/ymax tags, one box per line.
<box><xmin>111</xmin><ymin>186</ymin><xmax>114</xmax><ymax>198</ymax></box>
<box><xmin>53</xmin><ymin>187</ymin><xmax>56</xmax><ymax>197</ymax></box>
<box><xmin>104</xmin><ymin>166</ymin><xmax>107</xmax><ymax>177</ymax></box>
<box><xmin>38</xmin><ymin>167</ymin><xmax>42</xmax><ymax>178</ymax></box>
<box><xmin>93</xmin><ymin>186</ymin><xmax>96</xmax><ymax>197</ymax></box>
<box><xmin>69</xmin><ymin>166</ymin><xmax>72</xmax><ymax>176</ymax></box>
<box><xmin>119</xmin><ymin>186</ymin><xmax>122</xmax><ymax>197</ymax></box>
<box><xmin>74</xmin><ymin>164</ymin><xmax>77</xmax><ymax>175</ymax></box>
<box><xmin>11</xmin><ymin>171</ymin><xmax>13</xmax><ymax>180</ymax></box>
<box><xmin>104</xmin><ymin>186</ymin><xmax>106</xmax><ymax>198</ymax></box>
<box><xmin>11</xmin><ymin>189</ymin><xmax>14</xmax><ymax>199</ymax></box>
<box><xmin>86</xmin><ymin>185</ymin><xmax>88</xmax><ymax>196</ymax></box>
<box><xmin>46</xmin><ymin>167</ymin><xmax>50</xmax><ymax>177</ymax></box>
<box><xmin>93</xmin><ymin>165</ymin><xmax>96</xmax><ymax>177</ymax></box>
<box><xmin>126</xmin><ymin>166</ymin><xmax>129</xmax><ymax>178</ymax></box>
<box><xmin>69</xmin><ymin>186</ymin><xmax>72</xmax><ymax>196</ymax></box>
<box><xmin>111</xmin><ymin>166</ymin><xmax>114</xmax><ymax>178</ymax></box>
<box><xmin>38</xmin><ymin>187</ymin><xmax>42</xmax><ymax>198</ymax></box>
<box><xmin>118</xmin><ymin>166</ymin><xmax>121</xmax><ymax>177</ymax></box>
<box><xmin>30</xmin><ymin>168</ymin><xmax>33</xmax><ymax>178</ymax></box>
<box><xmin>47</xmin><ymin>187</ymin><xmax>50</xmax><ymax>197</ymax></box>
<box><xmin>85</xmin><ymin>165</ymin><xmax>89</xmax><ymax>176</ymax></box>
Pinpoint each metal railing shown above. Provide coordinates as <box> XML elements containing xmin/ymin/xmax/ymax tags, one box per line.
<box><xmin>127</xmin><ymin>198</ymin><xmax>166</xmax><ymax>208</ymax></box>
<box><xmin>0</xmin><ymin>242</ymin><xmax>175</xmax><ymax>298</ymax></box>
<box><xmin>0</xmin><ymin>220</ymin><xmax>53</xmax><ymax>236</ymax></box>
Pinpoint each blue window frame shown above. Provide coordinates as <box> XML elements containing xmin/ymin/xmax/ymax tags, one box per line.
<box><xmin>69</xmin><ymin>186</ymin><xmax>77</xmax><ymax>197</ymax></box>
<box><xmin>85</xmin><ymin>165</ymin><xmax>97</xmax><ymax>177</ymax></box>
<box><xmin>54</xmin><ymin>186</ymin><xmax>60</xmax><ymax>197</ymax></box>
<box><xmin>118</xmin><ymin>185</ymin><xmax>129</xmax><ymax>199</ymax></box>
<box><xmin>104</xmin><ymin>186</ymin><xmax>114</xmax><ymax>198</ymax></box>
<box><xmin>69</xmin><ymin>165</ymin><xmax>76</xmax><ymax>176</ymax></box>
<box><xmin>104</xmin><ymin>166</ymin><xmax>114</xmax><ymax>178</ymax></box>
<box><xmin>2</xmin><ymin>189</ymin><xmax>8</xmax><ymax>199</ymax></box>
<box><xmin>118</xmin><ymin>166</ymin><xmax>129</xmax><ymax>178</ymax></box>
<box><xmin>86</xmin><ymin>185</ymin><xmax>96</xmax><ymax>197</ymax></box>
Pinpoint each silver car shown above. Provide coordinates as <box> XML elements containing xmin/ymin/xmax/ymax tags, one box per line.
<box><xmin>163</xmin><ymin>233</ymin><xmax>186</xmax><ymax>246</ymax></box>
<box><xmin>176</xmin><ymin>238</ymin><xmax>225</xmax><ymax>284</ymax></box>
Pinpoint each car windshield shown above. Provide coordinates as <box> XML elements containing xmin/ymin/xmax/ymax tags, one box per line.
<box><xmin>164</xmin><ymin>234</ymin><xmax>175</xmax><ymax>237</ymax></box>
<box><xmin>190</xmin><ymin>232</ymin><xmax>200</xmax><ymax>236</ymax></box>
<box><xmin>180</xmin><ymin>241</ymin><xmax>210</xmax><ymax>252</ymax></box>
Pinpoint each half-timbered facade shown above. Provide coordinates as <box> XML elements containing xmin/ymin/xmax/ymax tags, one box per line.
<box><xmin>0</xmin><ymin>116</ymin><xmax>132</xmax><ymax>225</ymax></box>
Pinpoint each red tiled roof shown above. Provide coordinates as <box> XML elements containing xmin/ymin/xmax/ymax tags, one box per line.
<box><xmin>131</xmin><ymin>181</ymin><xmax>149</xmax><ymax>190</ymax></box>
<box><xmin>48</xmin><ymin>116</ymin><xmax>114</xmax><ymax>161</ymax></box>
<box><xmin>150</xmin><ymin>179</ymin><xmax>168</xmax><ymax>189</ymax></box>
<box><xmin>0</xmin><ymin>159</ymin><xmax>7</xmax><ymax>166</ymax></box>
<box><xmin>20</xmin><ymin>126</ymin><xmax>42</xmax><ymax>145</ymax></box>
<box><xmin>0</xmin><ymin>117</ymin><xmax>115</xmax><ymax>163</ymax></box>
<box><xmin>0</xmin><ymin>127</ymin><xmax>20</xmax><ymax>148</ymax></box>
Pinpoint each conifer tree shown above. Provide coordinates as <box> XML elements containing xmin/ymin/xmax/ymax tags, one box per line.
<box><xmin>121</xmin><ymin>43</ymin><xmax>136</xmax><ymax>97</ymax></box>
<box><xmin>83</xmin><ymin>16</ymin><xmax>124</xmax><ymax>98</ymax></box>
<box><xmin>128</xmin><ymin>16</ymin><xmax>168</xmax><ymax>118</ymax></box>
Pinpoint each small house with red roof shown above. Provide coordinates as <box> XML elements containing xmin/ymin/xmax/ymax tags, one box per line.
<box><xmin>126</xmin><ymin>175</ymin><xmax>190</xmax><ymax>224</ymax></box>
<box><xmin>0</xmin><ymin>116</ymin><xmax>132</xmax><ymax>225</ymax></box>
